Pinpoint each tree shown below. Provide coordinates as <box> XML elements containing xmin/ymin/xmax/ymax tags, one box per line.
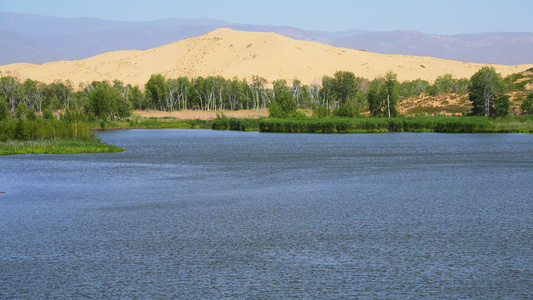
<box><xmin>368</xmin><ymin>71</ymin><xmax>399</xmax><ymax>118</ymax></box>
<box><xmin>317</xmin><ymin>75</ymin><xmax>334</xmax><ymax>115</ymax></box>
<box><xmin>291</xmin><ymin>79</ymin><xmax>302</xmax><ymax>107</ymax></box>
<box><xmin>15</xmin><ymin>102</ymin><xmax>29</xmax><ymax>119</ymax></box>
<box><xmin>250</xmin><ymin>76</ymin><xmax>267</xmax><ymax>110</ymax></box>
<box><xmin>224</xmin><ymin>77</ymin><xmax>243</xmax><ymax>110</ymax></box>
<box><xmin>0</xmin><ymin>97</ymin><xmax>11</xmax><ymax>121</ymax></box>
<box><xmin>48</xmin><ymin>80</ymin><xmax>73</xmax><ymax>111</ymax></box>
<box><xmin>23</xmin><ymin>79</ymin><xmax>45</xmax><ymax>113</ymax></box>
<box><xmin>331</xmin><ymin>71</ymin><xmax>358</xmax><ymax>106</ymax></box>
<box><xmin>175</xmin><ymin>77</ymin><xmax>191</xmax><ymax>110</ymax></box>
<box><xmin>269</xmin><ymin>83</ymin><xmax>297</xmax><ymax>118</ymax></box>
<box><xmin>520</xmin><ymin>91</ymin><xmax>533</xmax><ymax>114</ymax></box>
<box><xmin>145</xmin><ymin>74</ymin><xmax>167</xmax><ymax>111</ymax></box>
<box><xmin>129</xmin><ymin>85</ymin><xmax>146</xmax><ymax>111</ymax></box>
<box><xmin>87</xmin><ymin>82</ymin><xmax>119</xmax><ymax>120</ymax></box>
<box><xmin>398</xmin><ymin>79</ymin><xmax>429</xmax><ymax>97</ymax></box>
<box><xmin>330</xmin><ymin>71</ymin><xmax>359</xmax><ymax>117</ymax></box>
<box><xmin>468</xmin><ymin>67</ymin><xmax>509</xmax><ymax>117</ymax></box>
<box><xmin>333</xmin><ymin>100</ymin><xmax>358</xmax><ymax>117</ymax></box>
<box><xmin>0</xmin><ymin>75</ymin><xmax>22</xmax><ymax>114</ymax></box>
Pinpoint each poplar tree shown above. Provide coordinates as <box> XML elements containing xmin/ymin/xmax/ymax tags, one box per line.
<box><xmin>368</xmin><ymin>71</ymin><xmax>399</xmax><ymax>118</ymax></box>
<box><xmin>468</xmin><ymin>67</ymin><xmax>510</xmax><ymax>117</ymax></box>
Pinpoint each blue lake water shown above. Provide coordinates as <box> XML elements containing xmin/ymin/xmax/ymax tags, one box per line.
<box><xmin>1</xmin><ymin>129</ymin><xmax>532</xmax><ymax>298</ymax></box>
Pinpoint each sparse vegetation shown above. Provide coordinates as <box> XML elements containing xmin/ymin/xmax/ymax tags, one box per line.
<box><xmin>1</xmin><ymin>65</ymin><xmax>532</xmax><ymax>148</ymax></box>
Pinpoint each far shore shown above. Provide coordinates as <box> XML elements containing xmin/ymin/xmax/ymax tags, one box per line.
<box><xmin>133</xmin><ymin>109</ymin><xmax>270</xmax><ymax>120</ymax></box>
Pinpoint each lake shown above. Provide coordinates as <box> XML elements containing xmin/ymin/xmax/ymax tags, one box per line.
<box><xmin>1</xmin><ymin>129</ymin><xmax>532</xmax><ymax>298</ymax></box>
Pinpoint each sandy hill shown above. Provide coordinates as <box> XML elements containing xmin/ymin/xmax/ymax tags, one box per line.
<box><xmin>1</xmin><ymin>28</ymin><xmax>532</xmax><ymax>89</ymax></box>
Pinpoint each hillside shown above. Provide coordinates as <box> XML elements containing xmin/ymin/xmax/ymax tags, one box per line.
<box><xmin>2</xmin><ymin>11</ymin><xmax>533</xmax><ymax>66</ymax></box>
<box><xmin>1</xmin><ymin>28</ymin><xmax>532</xmax><ymax>89</ymax></box>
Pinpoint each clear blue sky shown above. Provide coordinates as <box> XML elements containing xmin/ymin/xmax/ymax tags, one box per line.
<box><xmin>1</xmin><ymin>0</ymin><xmax>531</xmax><ymax>34</ymax></box>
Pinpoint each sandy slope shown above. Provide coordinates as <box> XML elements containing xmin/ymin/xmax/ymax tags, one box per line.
<box><xmin>1</xmin><ymin>28</ymin><xmax>532</xmax><ymax>88</ymax></box>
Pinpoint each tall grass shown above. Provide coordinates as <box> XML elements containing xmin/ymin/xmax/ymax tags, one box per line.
<box><xmin>258</xmin><ymin>116</ymin><xmax>533</xmax><ymax>133</ymax></box>
<box><xmin>0</xmin><ymin>119</ymin><xmax>93</xmax><ymax>142</ymax></box>
<box><xmin>211</xmin><ymin>117</ymin><xmax>260</xmax><ymax>131</ymax></box>
<box><xmin>89</xmin><ymin>118</ymin><xmax>210</xmax><ymax>129</ymax></box>
<box><xmin>0</xmin><ymin>118</ymin><xmax>125</xmax><ymax>155</ymax></box>
<box><xmin>0</xmin><ymin>139</ymin><xmax>124</xmax><ymax>155</ymax></box>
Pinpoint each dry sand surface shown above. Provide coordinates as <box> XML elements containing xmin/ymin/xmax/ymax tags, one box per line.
<box><xmin>1</xmin><ymin>28</ymin><xmax>532</xmax><ymax>88</ymax></box>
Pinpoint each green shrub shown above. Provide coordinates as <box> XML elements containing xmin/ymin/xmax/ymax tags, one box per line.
<box><xmin>42</xmin><ymin>109</ymin><xmax>56</xmax><ymax>120</ymax></box>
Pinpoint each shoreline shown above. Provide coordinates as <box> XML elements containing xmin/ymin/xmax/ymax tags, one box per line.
<box><xmin>132</xmin><ymin>109</ymin><xmax>269</xmax><ymax>120</ymax></box>
<box><xmin>3</xmin><ymin>115</ymin><xmax>531</xmax><ymax>155</ymax></box>
<box><xmin>0</xmin><ymin>139</ymin><xmax>125</xmax><ymax>155</ymax></box>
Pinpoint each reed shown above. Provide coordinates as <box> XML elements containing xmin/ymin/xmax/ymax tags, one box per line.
<box><xmin>211</xmin><ymin>117</ymin><xmax>260</xmax><ymax>131</ymax></box>
<box><xmin>0</xmin><ymin>119</ymin><xmax>93</xmax><ymax>141</ymax></box>
<box><xmin>0</xmin><ymin>139</ymin><xmax>124</xmax><ymax>155</ymax></box>
<box><xmin>258</xmin><ymin>116</ymin><xmax>533</xmax><ymax>133</ymax></box>
<box><xmin>89</xmin><ymin>118</ymin><xmax>210</xmax><ymax>129</ymax></box>
<box><xmin>0</xmin><ymin>118</ymin><xmax>125</xmax><ymax>155</ymax></box>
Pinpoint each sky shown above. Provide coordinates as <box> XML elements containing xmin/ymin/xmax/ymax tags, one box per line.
<box><xmin>1</xmin><ymin>0</ymin><xmax>532</xmax><ymax>35</ymax></box>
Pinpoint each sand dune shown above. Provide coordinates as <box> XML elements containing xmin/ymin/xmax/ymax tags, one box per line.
<box><xmin>1</xmin><ymin>28</ymin><xmax>532</xmax><ymax>89</ymax></box>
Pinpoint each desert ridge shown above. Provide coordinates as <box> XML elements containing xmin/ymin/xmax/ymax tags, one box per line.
<box><xmin>1</xmin><ymin>28</ymin><xmax>532</xmax><ymax>89</ymax></box>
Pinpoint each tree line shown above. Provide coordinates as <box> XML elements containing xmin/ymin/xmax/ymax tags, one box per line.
<box><xmin>1</xmin><ymin>67</ymin><xmax>532</xmax><ymax>123</ymax></box>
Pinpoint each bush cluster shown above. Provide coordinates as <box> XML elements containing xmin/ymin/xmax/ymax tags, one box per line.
<box><xmin>211</xmin><ymin>116</ymin><xmax>260</xmax><ymax>131</ymax></box>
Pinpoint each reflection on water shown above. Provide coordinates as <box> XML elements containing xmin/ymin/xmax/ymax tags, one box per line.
<box><xmin>1</xmin><ymin>130</ymin><xmax>532</xmax><ymax>298</ymax></box>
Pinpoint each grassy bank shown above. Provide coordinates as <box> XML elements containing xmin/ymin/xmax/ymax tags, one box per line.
<box><xmin>0</xmin><ymin>139</ymin><xmax>124</xmax><ymax>155</ymax></box>
<box><xmin>0</xmin><ymin>117</ymin><xmax>125</xmax><ymax>155</ymax></box>
<box><xmin>258</xmin><ymin>116</ymin><xmax>533</xmax><ymax>133</ymax></box>
<box><xmin>211</xmin><ymin>117</ymin><xmax>260</xmax><ymax>131</ymax></box>
<box><xmin>89</xmin><ymin>117</ymin><xmax>210</xmax><ymax>130</ymax></box>
<box><xmin>90</xmin><ymin>114</ymin><xmax>533</xmax><ymax>134</ymax></box>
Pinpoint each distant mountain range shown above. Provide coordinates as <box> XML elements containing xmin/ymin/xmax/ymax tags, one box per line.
<box><xmin>3</xmin><ymin>28</ymin><xmax>531</xmax><ymax>89</ymax></box>
<box><xmin>1</xmin><ymin>11</ymin><xmax>532</xmax><ymax>66</ymax></box>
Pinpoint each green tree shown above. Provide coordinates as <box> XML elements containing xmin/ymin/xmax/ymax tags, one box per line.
<box><xmin>368</xmin><ymin>71</ymin><xmax>399</xmax><ymax>118</ymax></box>
<box><xmin>291</xmin><ymin>79</ymin><xmax>303</xmax><ymax>107</ymax></box>
<box><xmin>15</xmin><ymin>102</ymin><xmax>29</xmax><ymax>119</ymax></box>
<box><xmin>22</xmin><ymin>79</ymin><xmax>47</xmax><ymax>113</ymax></box>
<box><xmin>110</xmin><ymin>81</ymin><xmax>133</xmax><ymax>118</ymax></box>
<box><xmin>87</xmin><ymin>82</ymin><xmax>119</xmax><ymax>120</ymax></box>
<box><xmin>434</xmin><ymin>74</ymin><xmax>454</xmax><ymax>93</ymax></box>
<box><xmin>129</xmin><ymin>85</ymin><xmax>147</xmax><ymax>111</ymax></box>
<box><xmin>116</xmin><ymin>94</ymin><xmax>132</xmax><ymax>118</ymax></box>
<box><xmin>14</xmin><ymin>118</ymin><xmax>30</xmax><ymax>140</ymax></box>
<box><xmin>330</xmin><ymin>71</ymin><xmax>359</xmax><ymax>117</ymax></box>
<box><xmin>398</xmin><ymin>78</ymin><xmax>429</xmax><ymax>97</ymax></box>
<box><xmin>48</xmin><ymin>80</ymin><xmax>73</xmax><ymax>111</ymax></box>
<box><xmin>269</xmin><ymin>83</ymin><xmax>297</xmax><ymax>118</ymax></box>
<box><xmin>333</xmin><ymin>100</ymin><xmax>359</xmax><ymax>117</ymax></box>
<box><xmin>0</xmin><ymin>97</ymin><xmax>11</xmax><ymax>121</ymax></box>
<box><xmin>331</xmin><ymin>71</ymin><xmax>358</xmax><ymax>106</ymax></box>
<box><xmin>145</xmin><ymin>74</ymin><xmax>167</xmax><ymax>111</ymax></box>
<box><xmin>223</xmin><ymin>77</ymin><xmax>243</xmax><ymax>110</ymax></box>
<box><xmin>272</xmin><ymin>79</ymin><xmax>288</xmax><ymax>98</ymax></box>
<box><xmin>317</xmin><ymin>75</ymin><xmax>334</xmax><ymax>115</ymax></box>
<box><xmin>42</xmin><ymin>108</ymin><xmax>56</xmax><ymax>120</ymax></box>
<box><xmin>520</xmin><ymin>91</ymin><xmax>533</xmax><ymax>114</ymax></box>
<box><xmin>0</xmin><ymin>75</ymin><xmax>22</xmax><ymax>114</ymax></box>
<box><xmin>250</xmin><ymin>76</ymin><xmax>267</xmax><ymax>110</ymax></box>
<box><xmin>468</xmin><ymin>66</ymin><xmax>509</xmax><ymax>117</ymax></box>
